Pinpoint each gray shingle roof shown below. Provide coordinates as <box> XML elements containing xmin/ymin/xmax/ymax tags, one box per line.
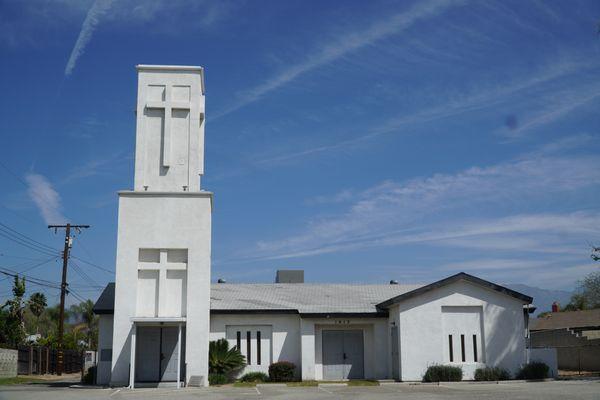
<box><xmin>92</xmin><ymin>282</ymin><xmax>115</xmax><ymax>314</ymax></box>
<box><xmin>531</xmin><ymin>309</ymin><xmax>600</xmax><ymax>331</ymax></box>
<box><xmin>210</xmin><ymin>283</ymin><xmax>423</xmax><ymax>314</ymax></box>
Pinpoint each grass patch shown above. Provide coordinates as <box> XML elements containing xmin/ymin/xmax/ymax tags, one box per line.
<box><xmin>347</xmin><ymin>380</ymin><xmax>379</xmax><ymax>386</ymax></box>
<box><xmin>0</xmin><ymin>377</ymin><xmax>46</xmax><ymax>385</ymax></box>
<box><xmin>287</xmin><ymin>381</ymin><xmax>318</xmax><ymax>387</ymax></box>
<box><xmin>233</xmin><ymin>381</ymin><xmax>257</xmax><ymax>387</ymax></box>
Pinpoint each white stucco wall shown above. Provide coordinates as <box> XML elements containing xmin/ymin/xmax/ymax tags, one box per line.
<box><xmin>97</xmin><ymin>314</ymin><xmax>114</xmax><ymax>385</ymax></box>
<box><xmin>391</xmin><ymin>280</ymin><xmax>527</xmax><ymax>381</ymax></box>
<box><xmin>312</xmin><ymin>318</ymin><xmax>390</xmax><ymax>380</ymax></box>
<box><xmin>111</xmin><ymin>193</ymin><xmax>212</xmax><ymax>386</ymax></box>
<box><xmin>210</xmin><ymin>314</ymin><xmax>301</xmax><ymax>377</ymax></box>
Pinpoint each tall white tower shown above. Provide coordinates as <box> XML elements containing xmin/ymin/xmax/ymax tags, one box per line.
<box><xmin>111</xmin><ymin>65</ymin><xmax>212</xmax><ymax>387</ymax></box>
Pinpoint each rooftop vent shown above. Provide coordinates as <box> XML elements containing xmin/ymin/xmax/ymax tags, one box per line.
<box><xmin>276</xmin><ymin>269</ymin><xmax>304</xmax><ymax>283</ymax></box>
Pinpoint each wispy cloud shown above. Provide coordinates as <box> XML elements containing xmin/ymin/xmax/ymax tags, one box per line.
<box><xmin>65</xmin><ymin>0</ymin><xmax>114</xmax><ymax>76</ymax></box>
<box><xmin>240</xmin><ymin>142</ymin><xmax>600</xmax><ymax>261</ymax></box>
<box><xmin>213</xmin><ymin>0</ymin><xmax>465</xmax><ymax>119</ymax></box>
<box><xmin>61</xmin><ymin>152</ymin><xmax>129</xmax><ymax>184</ymax></box>
<box><xmin>25</xmin><ymin>174</ymin><xmax>67</xmax><ymax>225</ymax></box>
<box><xmin>256</xmin><ymin>58</ymin><xmax>597</xmax><ymax>165</ymax></box>
<box><xmin>440</xmin><ymin>258</ymin><xmax>549</xmax><ymax>271</ymax></box>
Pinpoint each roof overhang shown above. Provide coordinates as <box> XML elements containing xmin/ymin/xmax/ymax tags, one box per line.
<box><xmin>377</xmin><ymin>272</ymin><xmax>533</xmax><ymax>310</ymax></box>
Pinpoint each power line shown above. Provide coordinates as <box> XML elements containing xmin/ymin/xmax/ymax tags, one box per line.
<box><xmin>0</xmin><ymin>160</ymin><xmax>28</xmax><ymax>188</ymax></box>
<box><xmin>70</xmin><ymin>260</ymin><xmax>102</xmax><ymax>289</ymax></box>
<box><xmin>0</xmin><ymin>268</ymin><xmax>61</xmax><ymax>290</ymax></box>
<box><xmin>71</xmin><ymin>255</ymin><xmax>114</xmax><ymax>275</ymax></box>
<box><xmin>0</xmin><ymin>228</ymin><xmax>59</xmax><ymax>257</ymax></box>
<box><xmin>0</xmin><ymin>222</ymin><xmax>57</xmax><ymax>252</ymax></box>
<box><xmin>0</xmin><ymin>256</ymin><xmax>60</xmax><ymax>283</ymax></box>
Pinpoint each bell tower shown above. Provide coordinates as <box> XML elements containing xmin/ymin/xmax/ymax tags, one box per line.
<box><xmin>134</xmin><ymin>65</ymin><xmax>206</xmax><ymax>192</ymax></box>
<box><xmin>111</xmin><ymin>65</ymin><xmax>212</xmax><ymax>388</ymax></box>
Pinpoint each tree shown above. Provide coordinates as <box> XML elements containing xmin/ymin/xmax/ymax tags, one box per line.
<box><xmin>564</xmin><ymin>271</ymin><xmax>600</xmax><ymax>311</ymax></box>
<box><xmin>68</xmin><ymin>300</ymin><xmax>98</xmax><ymax>350</ymax></box>
<box><xmin>592</xmin><ymin>245</ymin><xmax>600</xmax><ymax>262</ymax></box>
<box><xmin>0</xmin><ymin>276</ymin><xmax>27</xmax><ymax>347</ymax></box>
<box><xmin>208</xmin><ymin>339</ymin><xmax>246</xmax><ymax>375</ymax></box>
<box><xmin>27</xmin><ymin>292</ymin><xmax>47</xmax><ymax>334</ymax></box>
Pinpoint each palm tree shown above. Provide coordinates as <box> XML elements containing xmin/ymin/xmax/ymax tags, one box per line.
<box><xmin>28</xmin><ymin>292</ymin><xmax>47</xmax><ymax>334</ymax></box>
<box><xmin>208</xmin><ymin>339</ymin><xmax>246</xmax><ymax>375</ymax></box>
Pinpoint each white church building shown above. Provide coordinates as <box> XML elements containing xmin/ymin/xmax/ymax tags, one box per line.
<box><xmin>93</xmin><ymin>65</ymin><xmax>534</xmax><ymax>387</ymax></box>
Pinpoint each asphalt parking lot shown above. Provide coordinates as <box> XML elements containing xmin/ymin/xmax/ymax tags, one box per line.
<box><xmin>1</xmin><ymin>380</ymin><xmax>599</xmax><ymax>400</ymax></box>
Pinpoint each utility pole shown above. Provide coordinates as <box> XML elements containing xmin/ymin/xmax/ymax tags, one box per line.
<box><xmin>48</xmin><ymin>223</ymin><xmax>90</xmax><ymax>375</ymax></box>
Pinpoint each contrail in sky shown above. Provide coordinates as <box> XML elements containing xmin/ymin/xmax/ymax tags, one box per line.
<box><xmin>64</xmin><ymin>0</ymin><xmax>114</xmax><ymax>76</ymax></box>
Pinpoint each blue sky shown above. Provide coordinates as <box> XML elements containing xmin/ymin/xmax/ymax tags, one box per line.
<box><xmin>1</xmin><ymin>0</ymin><xmax>599</xmax><ymax>306</ymax></box>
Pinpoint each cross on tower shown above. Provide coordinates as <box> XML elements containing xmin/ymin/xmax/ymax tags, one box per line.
<box><xmin>138</xmin><ymin>249</ymin><xmax>187</xmax><ymax>317</ymax></box>
<box><xmin>145</xmin><ymin>85</ymin><xmax>191</xmax><ymax>167</ymax></box>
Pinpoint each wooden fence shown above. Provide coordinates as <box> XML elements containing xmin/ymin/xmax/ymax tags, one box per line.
<box><xmin>17</xmin><ymin>346</ymin><xmax>83</xmax><ymax>375</ymax></box>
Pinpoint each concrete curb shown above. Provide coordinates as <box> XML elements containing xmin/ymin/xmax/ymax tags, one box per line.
<box><xmin>256</xmin><ymin>383</ymin><xmax>286</xmax><ymax>388</ymax></box>
<box><xmin>318</xmin><ymin>383</ymin><xmax>348</xmax><ymax>387</ymax></box>
<box><xmin>380</xmin><ymin>379</ymin><xmax>556</xmax><ymax>386</ymax></box>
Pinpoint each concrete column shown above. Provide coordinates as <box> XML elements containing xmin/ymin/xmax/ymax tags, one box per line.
<box><xmin>129</xmin><ymin>325</ymin><xmax>136</xmax><ymax>389</ymax></box>
<box><xmin>300</xmin><ymin>319</ymin><xmax>315</xmax><ymax>381</ymax></box>
<box><xmin>177</xmin><ymin>323</ymin><xmax>182</xmax><ymax>389</ymax></box>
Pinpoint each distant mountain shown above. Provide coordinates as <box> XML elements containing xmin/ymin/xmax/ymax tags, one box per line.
<box><xmin>504</xmin><ymin>284</ymin><xmax>572</xmax><ymax>316</ymax></box>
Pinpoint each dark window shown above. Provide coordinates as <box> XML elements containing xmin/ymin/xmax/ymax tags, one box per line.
<box><xmin>448</xmin><ymin>335</ymin><xmax>453</xmax><ymax>362</ymax></box>
<box><xmin>460</xmin><ymin>334</ymin><xmax>466</xmax><ymax>362</ymax></box>
<box><xmin>236</xmin><ymin>331</ymin><xmax>241</xmax><ymax>350</ymax></box>
<box><xmin>257</xmin><ymin>331</ymin><xmax>261</xmax><ymax>365</ymax></box>
<box><xmin>246</xmin><ymin>331</ymin><xmax>251</xmax><ymax>365</ymax></box>
<box><xmin>472</xmin><ymin>335</ymin><xmax>478</xmax><ymax>362</ymax></box>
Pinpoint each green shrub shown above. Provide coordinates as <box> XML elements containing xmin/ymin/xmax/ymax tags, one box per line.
<box><xmin>240</xmin><ymin>372</ymin><xmax>270</xmax><ymax>383</ymax></box>
<box><xmin>82</xmin><ymin>366</ymin><xmax>96</xmax><ymax>385</ymax></box>
<box><xmin>422</xmin><ymin>365</ymin><xmax>463</xmax><ymax>382</ymax></box>
<box><xmin>268</xmin><ymin>361</ymin><xmax>296</xmax><ymax>382</ymax></box>
<box><xmin>516</xmin><ymin>362</ymin><xmax>549</xmax><ymax>380</ymax></box>
<box><xmin>208</xmin><ymin>339</ymin><xmax>245</xmax><ymax>375</ymax></box>
<box><xmin>209</xmin><ymin>373</ymin><xmax>228</xmax><ymax>385</ymax></box>
<box><xmin>474</xmin><ymin>366</ymin><xmax>510</xmax><ymax>381</ymax></box>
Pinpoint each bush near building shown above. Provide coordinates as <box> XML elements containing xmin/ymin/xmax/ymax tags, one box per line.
<box><xmin>422</xmin><ymin>365</ymin><xmax>463</xmax><ymax>382</ymax></box>
<box><xmin>240</xmin><ymin>372</ymin><xmax>269</xmax><ymax>383</ymax></box>
<box><xmin>474</xmin><ymin>366</ymin><xmax>510</xmax><ymax>381</ymax></box>
<box><xmin>268</xmin><ymin>361</ymin><xmax>296</xmax><ymax>382</ymax></box>
<box><xmin>208</xmin><ymin>373</ymin><xmax>228</xmax><ymax>385</ymax></box>
<box><xmin>516</xmin><ymin>361</ymin><xmax>549</xmax><ymax>380</ymax></box>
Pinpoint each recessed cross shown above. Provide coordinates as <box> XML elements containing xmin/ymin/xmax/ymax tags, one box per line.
<box><xmin>146</xmin><ymin>85</ymin><xmax>191</xmax><ymax>167</ymax></box>
<box><xmin>139</xmin><ymin>249</ymin><xmax>187</xmax><ymax>317</ymax></box>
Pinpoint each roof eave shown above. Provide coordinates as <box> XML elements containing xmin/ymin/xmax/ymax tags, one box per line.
<box><xmin>377</xmin><ymin>272</ymin><xmax>533</xmax><ymax>309</ymax></box>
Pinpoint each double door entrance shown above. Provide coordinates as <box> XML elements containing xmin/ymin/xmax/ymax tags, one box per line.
<box><xmin>135</xmin><ymin>326</ymin><xmax>185</xmax><ymax>382</ymax></box>
<box><xmin>322</xmin><ymin>329</ymin><xmax>364</xmax><ymax>380</ymax></box>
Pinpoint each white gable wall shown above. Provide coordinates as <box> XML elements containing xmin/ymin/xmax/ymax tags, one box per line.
<box><xmin>391</xmin><ymin>280</ymin><xmax>527</xmax><ymax>381</ymax></box>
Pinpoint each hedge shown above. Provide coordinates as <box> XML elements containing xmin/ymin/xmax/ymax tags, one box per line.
<box><xmin>240</xmin><ymin>372</ymin><xmax>270</xmax><ymax>383</ymax></box>
<box><xmin>516</xmin><ymin>362</ymin><xmax>549</xmax><ymax>380</ymax></box>
<box><xmin>208</xmin><ymin>373</ymin><xmax>228</xmax><ymax>385</ymax></box>
<box><xmin>422</xmin><ymin>365</ymin><xmax>463</xmax><ymax>382</ymax></box>
<box><xmin>474</xmin><ymin>366</ymin><xmax>510</xmax><ymax>381</ymax></box>
<box><xmin>268</xmin><ymin>361</ymin><xmax>296</xmax><ymax>382</ymax></box>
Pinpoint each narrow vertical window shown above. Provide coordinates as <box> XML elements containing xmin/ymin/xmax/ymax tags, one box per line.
<box><xmin>257</xmin><ymin>331</ymin><xmax>261</xmax><ymax>365</ymax></box>
<box><xmin>246</xmin><ymin>331</ymin><xmax>251</xmax><ymax>365</ymax></box>
<box><xmin>472</xmin><ymin>335</ymin><xmax>478</xmax><ymax>362</ymax></box>
<box><xmin>448</xmin><ymin>335</ymin><xmax>453</xmax><ymax>362</ymax></box>
<box><xmin>236</xmin><ymin>331</ymin><xmax>241</xmax><ymax>350</ymax></box>
<box><xmin>460</xmin><ymin>334</ymin><xmax>466</xmax><ymax>362</ymax></box>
